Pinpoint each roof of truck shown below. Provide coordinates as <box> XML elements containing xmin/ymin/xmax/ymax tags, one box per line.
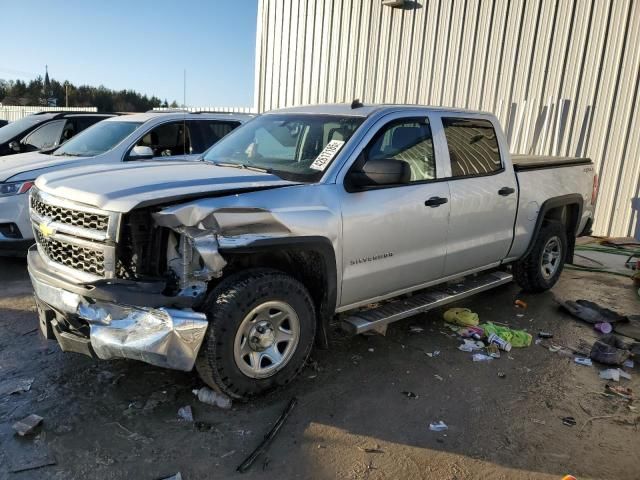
<box><xmin>110</xmin><ymin>111</ymin><xmax>255</xmax><ymax>123</ymax></box>
<box><xmin>266</xmin><ymin>103</ymin><xmax>492</xmax><ymax>118</ymax></box>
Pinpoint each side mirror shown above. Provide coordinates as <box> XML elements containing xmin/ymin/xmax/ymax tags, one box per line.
<box><xmin>128</xmin><ymin>145</ymin><xmax>154</xmax><ymax>161</ymax></box>
<box><xmin>8</xmin><ymin>141</ymin><xmax>20</xmax><ymax>153</ymax></box>
<box><xmin>348</xmin><ymin>158</ymin><xmax>411</xmax><ymax>188</ymax></box>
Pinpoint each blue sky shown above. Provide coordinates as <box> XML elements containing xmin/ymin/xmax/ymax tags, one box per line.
<box><xmin>1</xmin><ymin>0</ymin><xmax>258</xmax><ymax>107</ymax></box>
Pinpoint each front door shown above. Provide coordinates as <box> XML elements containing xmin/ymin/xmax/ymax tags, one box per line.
<box><xmin>338</xmin><ymin>116</ymin><xmax>451</xmax><ymax>308</ymax></box>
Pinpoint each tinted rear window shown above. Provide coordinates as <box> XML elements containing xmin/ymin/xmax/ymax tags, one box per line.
<box><xmin>442</xmin><ymin>118</ymin><xmax>502</xmax><ymax>177</ymax></box>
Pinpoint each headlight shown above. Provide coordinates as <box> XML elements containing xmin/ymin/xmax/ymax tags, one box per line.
<box><xmin>0</xmin><ymin>181</ymin><xmax>35</xmax><ymax>197</ymax></box>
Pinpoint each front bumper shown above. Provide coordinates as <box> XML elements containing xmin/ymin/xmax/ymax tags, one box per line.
<box><xmin>28</xmin><ymin>248</ymin><xmax>208</xmax><ymax>371</ymax></box>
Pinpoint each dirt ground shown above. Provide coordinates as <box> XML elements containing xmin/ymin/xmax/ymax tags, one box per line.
<box><xmin>0</xmin><ymin>257</ymin><xmax>638</xmax><ymax>480</ymax></box>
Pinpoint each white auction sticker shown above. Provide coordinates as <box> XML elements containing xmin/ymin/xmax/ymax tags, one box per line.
<box><xmin>310</xmin><ymin>140</ymin><xmax>345</xmax><ymax>171</ymax></box>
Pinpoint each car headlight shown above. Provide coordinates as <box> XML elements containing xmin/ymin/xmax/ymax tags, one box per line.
<box><xmin>0</xmin><ymin>180</ymin><xmax>35</xmax><ymax>197</ymax></box>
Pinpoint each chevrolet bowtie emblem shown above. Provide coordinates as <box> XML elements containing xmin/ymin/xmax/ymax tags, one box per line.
<box><xmin>39</xmin><ymin>222</ymin><xmax>55</xmax><ymax>238</ymax></box>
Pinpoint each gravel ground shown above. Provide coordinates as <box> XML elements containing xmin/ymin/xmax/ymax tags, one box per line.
<box><xmin>0</xmin><ymin>257</ymin><xmax>638</xmax><ymax>480</ymax></box>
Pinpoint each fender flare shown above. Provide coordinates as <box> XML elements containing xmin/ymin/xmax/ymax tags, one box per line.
<box><xmin>218</xmin><ymin>236</ymin><xmax>337</xmax><ymax>349</ymax></box>
<box><xmin>523</xmin><ymin>194</ymin><xmax>584</xmax><ymax>261</ymax></box>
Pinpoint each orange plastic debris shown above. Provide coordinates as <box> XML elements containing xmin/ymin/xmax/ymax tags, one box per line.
<box><xmin>514</xmin><ymin>299</ymin><xmax>528</xmax><ymax>309</ymax></box>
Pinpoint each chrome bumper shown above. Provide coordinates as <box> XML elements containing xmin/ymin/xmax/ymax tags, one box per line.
<box><xmin>29</xmin><ymin>256</ymin><xmax>208</xmax><ymax>372</ymax></box>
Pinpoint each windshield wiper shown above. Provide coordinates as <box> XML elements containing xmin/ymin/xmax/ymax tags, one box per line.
<box><xmin>213</xmin><ymin>162</ymin><xmax>272</xmax><ymax>174</ymax></box>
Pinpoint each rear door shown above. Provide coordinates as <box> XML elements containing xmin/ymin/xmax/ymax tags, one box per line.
<box><xmin>436</xmin><ymin>115</ymin><xmax>518</xmax><ymax>275</ymax></box>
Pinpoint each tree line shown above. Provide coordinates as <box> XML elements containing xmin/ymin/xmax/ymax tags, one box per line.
<box><xmin>0</xmin><ymin>76</ymin><xmax>179</xmax><ymax>112</ymax></box>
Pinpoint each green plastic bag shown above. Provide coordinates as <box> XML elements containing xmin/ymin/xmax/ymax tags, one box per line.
<box><xmin>443</xmin><ymin>308</ymin><xmax>480</xmax><ymax>327</ymax></box>
<box><xmin>481</xmin><ymin>322</ymin><xmax>532</xmax><ymax>348</ymax></box>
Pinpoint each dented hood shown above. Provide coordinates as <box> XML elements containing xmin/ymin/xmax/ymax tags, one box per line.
<box><xmin>35</xmin><ymin>160</ymin><xmax>299</xmax><ymax>212</ymax></box>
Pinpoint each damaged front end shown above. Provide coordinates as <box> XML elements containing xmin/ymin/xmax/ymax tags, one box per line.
<box><xmin>27</xmin><ymin>190</ymin><xmax>295</xmax><ymax>372</ymax></box>
<box><xmin>29</xmin><ymin>249</ymin><xmax>208</xmax><ymax>371</ymax></box>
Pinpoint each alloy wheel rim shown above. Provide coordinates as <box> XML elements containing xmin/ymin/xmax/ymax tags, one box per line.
<box><xmin>234</xmin><ymin>300</ymin><xmax>300</xmax><ymax>379</ymax></box>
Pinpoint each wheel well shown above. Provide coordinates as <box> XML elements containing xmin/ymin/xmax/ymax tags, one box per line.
<box><xmin>216</xmin><ymin>242</ymin><xmax>336</xmax><ymax>348</ymax></box>
<box><xmin>540</xmin><ymin>202</ymin><xmax>580</xmax><ymax>263</ymax></box>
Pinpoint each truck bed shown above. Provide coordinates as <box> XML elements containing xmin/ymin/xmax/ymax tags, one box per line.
<box><xmin>512</xmin><ymin>154</ymin><xmax>592</xmax><ymax>171</ymax></box>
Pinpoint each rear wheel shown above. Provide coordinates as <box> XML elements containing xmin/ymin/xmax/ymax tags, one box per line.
<box><xmin>514</xmin><ymin>221</ymin><xmax>567</xmax><ymax>292</ymax></box>
<box><xmin>196</xmin><ymin>269</ymin><xmax>316</xmax><ymax>399</ymax></box>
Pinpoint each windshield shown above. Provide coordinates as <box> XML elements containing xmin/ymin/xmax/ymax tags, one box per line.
<box><xmin>203</xmin><ymin>114</ymin><xmax>364</xmax><ymax>181</ymax></box>
<box><xmin>0</xmin><ymin>115</ymin><xmax>47</xmax><ymax>143</ymax></box>
<box><xmin>53</xmin><ymin>121</ymin><xmax>142</xmax><ymax>157</ymax></box>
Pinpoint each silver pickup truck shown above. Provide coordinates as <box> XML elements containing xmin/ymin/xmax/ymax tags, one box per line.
<box><xmin>27</xmin><ymin>104</ymin><xmax>597</xmax><ymax>399</ymax></box>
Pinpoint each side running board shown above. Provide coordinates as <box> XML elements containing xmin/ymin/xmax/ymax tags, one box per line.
<box><xmin>341</xmin><ymin>271</ymin><xmax>513</xmax><ymax>335</ymax></box>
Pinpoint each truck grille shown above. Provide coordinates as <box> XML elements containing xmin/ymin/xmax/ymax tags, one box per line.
<box><xmin>31</xmin><ymin>195</ymin><xmax>109</xmax><ymax>232</ymax></box>
<box><xmin>30</xmin><ymin>189</ymin><xmax>120</xmax><ymax>280</ymax></box>
<box><xmin>34</xmin><ymin>230</ymin><xmax>106</xmax><ymax>276</ymax></box>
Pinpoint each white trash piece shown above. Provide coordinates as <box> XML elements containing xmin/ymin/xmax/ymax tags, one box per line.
<box><xmin>193</xmin><ymin>387</ymin><xmax>232</xmax><ymax>409</ymax></box>
<box><xmin>472</xmin><ymin>353</ymin><xmax>494</xmax><ymax>362</ymax></box>
<box><xmin>574</xmin><ymin>357</ymin><xmax>592</xmax><ymax>367</ymax></box>
<box><xmin>599</xmin><ymin>369</ymin><xmax>620</xmax><ymax>382</ymax></box>
<box><xmin>429</xmin><ymin>421</ymin><xmax>448</xmax><ymax>432</ymax></box>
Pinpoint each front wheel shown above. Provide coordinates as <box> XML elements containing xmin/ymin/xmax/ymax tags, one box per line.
<box><xmin>514</xmin><ymin>221</ymin><xmax>568</xmax><ymax>293</ymax></box>
<box><xmin>196</xmin><ymin>269</ymin><xmax>316</xmax><ymax>399</ymax></box>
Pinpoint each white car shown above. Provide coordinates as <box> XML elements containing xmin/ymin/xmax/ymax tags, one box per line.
<box><xmin>0</xmin><ymin>111</ymin><xmax>253</xmax><ymax>254</ymax></box>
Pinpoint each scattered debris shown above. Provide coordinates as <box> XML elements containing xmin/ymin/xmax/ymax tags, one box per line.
<box><xmin>159</xmin><ymin>473</ymin><xmax>183</xmax><ymax>480</ymax></box>
<box><xmin>425</xmin><ymin>350</ymin><xmax>440</xmax><ymax>358</ymax></box>
<box><xmin>221</xmin><ymin>450</ymin><xmax>236</xmax><ymax>458</ymax></box>
<box><xmin>600</xmin><ymin>369</ymin><xmax>632</xmax><ymax>382</ymax></box>
<box><xmin>8</xmin><ymin>453</ymin><xmax>56</xmax><ymax>473</ymax></box>
<box><xmin>538</xmin><ymin>331</ymin><xmax>554</xmax><ymax>339</ymax></box>
<box><xmin>0</xmin><ymin>377</ymin><xmax>34</xmax><ymax>397</ymax></box>
<box><xmin>487</xmin><ymin>343</ymin><xmax>501</xmax><ymax>358</ymax></box>
<box><xmin>409</xmin><ymin>326</ymin><xmax>425</xmax><ymax>333</ymax></box>
<box><xmin>623</xmin><ymin>359</ymin><xmax>634</xmax><ymax>369</ymax></box>
<box><xmin>357</xmin><ymin>446</ymin><xmax>384</xmax><ymax>454</ymax></box>
<box><xmin>514</xmin><ymin>299</ymin><xmax>527</xmax><ymax>309</ymax></box>
<box><xmin>368</xmin><ymin>348</ymin><xmax>375</xmax><ymax>353</ymax></box>
<box><xmin>497</xmin><ymin>371</ymin><xmax>506</xmax><ymax>378</ymax></box>
<box><xmin>605</xmin><ymin>385</ymin><xmax>634</xmax><ymax>401</ymax></box>
<box><xmin>193</xmin><ymin>387</ymin><xmax>232</xmax><ymax>409</ymax></box>
<box><xmin>472</xmin><ymin>353</ymin><xmax>494</xmax><ymax>362</ymax></box>
<box><xmin>434</xmin><ymin>374</ymin><xmax>444</xmax><ymax>381</ymax></box>
<box><xmin>458</xmin><ymin>326</ymin><xmax>484</xmax><ymax>339</ymax></box>
<box><xmin>488</xmin><ymin>333</ymin><xmax>512</xmax><ymax>352</ymax></box>
<box><xmin>444</xmin><ymin>308</ymin><xmax>479</xmax><ymax>326</ymax></box>
<box><xmin>531</xmin><ymin>418</ymin><xmax>546</xmax><ymax>425</ymax></box>
<box><xmin>556</xmin><ymin>298</ymin><xmax>628</xmax><ymax>324</ymax></box>
<box><xmin>458</xmin><ymin>339</ymin><xmax>485</xmax><ymax>352</ymax></box>
<box><xmin>401</xmin><ymin>391</ymin><xmax>418</xmax><ymax>399</ymax></box>
<box><xmin>594</xmin><ymin>322</ymin><xmax>613</xmax><ymax>334</ymax></box>
<box><xmin>177</xmin><ymin>405</ymin><xmax>194</xmax><ymax>422</ymax></box>
<box><xmin>236</xmin><ymin>397</ymin><xmax>297</xmax><ymax>473</ymax></box>
<box><xmin>12</xmin><ymin>414</ymin><xmax>43</xmax><ymax>436</ymax></box>
<box><xmin>562</xmin><ymin>416</ymin><xmax>577</xmax><ymax>427</ymax></box>
<box><xmin>429</xmin><ymin>421</ymin><xmax>448</xmax><ymax>432</ymax></box>
<box><xmin>590</xmin><ymin>334</ymin><xmax>631</xmax><ymax>365</ymax></box>
<box><xmin>483</xmin><ymin>323</ymin><xmax>532</xmax><ymax>347</ymax></box>
<box><xmin>574</xmin><ymin>357</ymin><xmax>593</xmax><ymax>367</ymax></box>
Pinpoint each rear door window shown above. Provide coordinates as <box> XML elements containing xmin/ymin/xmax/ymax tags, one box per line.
<box><xmin>442</xmin><ymin>118</ymin><xmax>502</xmax><ymax>177</ymax></box>
<box><xmin>136</xmin><ymin>121</ymin><xmax>190</xmax><ymax>157</ymax></box>
<box><xmin>21</xmin><ymin>119</ymin><xmax>66</xmax><ymax>150</ymax></box>
<box><xmin>194</xmin><ymin>120</ymin><xmax>240</xmax><ymax>153</ymax></box>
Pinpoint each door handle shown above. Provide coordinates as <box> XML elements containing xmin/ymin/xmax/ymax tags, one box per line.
<box><xmin>498</xmin><ymin>187</ymin><xmax>515</xmax><ymax>196</ymax></box>
<box><xmin>425</xmin><ymin>196</ymin><xmax>448</xmax><ymax>207</ymax></box>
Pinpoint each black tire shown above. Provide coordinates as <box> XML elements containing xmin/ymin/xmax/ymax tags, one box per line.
<box><xmin>514</xmin><ymin>221</ymin><xmax>568</xmax><ymax>293</ymax></box>
<box><xmin>196</xmin><ymin>268</ymin><xmax>316</xmax><ymax>400</ymax></box>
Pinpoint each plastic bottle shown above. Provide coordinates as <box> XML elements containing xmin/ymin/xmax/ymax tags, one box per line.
<box><xmin>192</xmin><ymin>387</ymin><xmax>232</xmax><ymax>409</ymax></box>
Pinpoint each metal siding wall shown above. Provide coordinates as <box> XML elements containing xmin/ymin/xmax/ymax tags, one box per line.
<box><xmin>255</xmin><ymin>0</ymin><xmax>640</xmax><ymax>237</ymax></box>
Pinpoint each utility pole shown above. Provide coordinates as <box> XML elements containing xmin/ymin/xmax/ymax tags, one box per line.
<box><xmin>64</xmin><ymin>81</ymin><xmax>69</xmax><ymax>108</ymax></box>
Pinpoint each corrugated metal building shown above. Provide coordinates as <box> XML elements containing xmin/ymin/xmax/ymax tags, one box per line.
<box><xmin>253</xmin><ymin>0</ymin><xmax>640</xmax><ymax>237</ymax></box>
